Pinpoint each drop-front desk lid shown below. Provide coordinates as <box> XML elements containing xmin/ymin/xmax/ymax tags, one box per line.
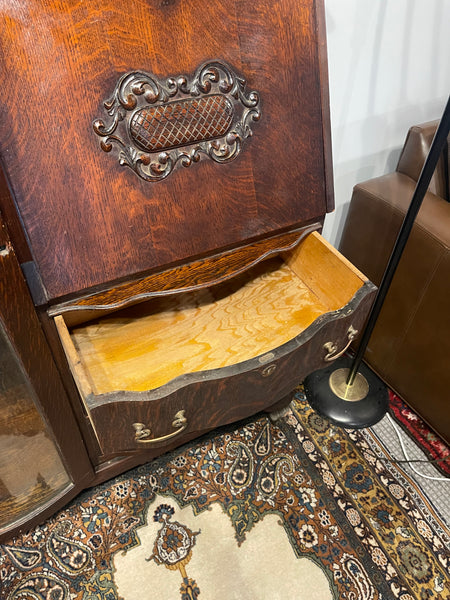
<box><xmin>0</xmin><ymin>0</ymin><xmax>333</xmax><ymax>302</ymax></box>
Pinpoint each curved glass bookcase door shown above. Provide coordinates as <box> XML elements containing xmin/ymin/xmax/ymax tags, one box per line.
<box><xmin>0</xmin><ymin>324</ymin><xmax>71</xmax><ymax>531</ymax></box>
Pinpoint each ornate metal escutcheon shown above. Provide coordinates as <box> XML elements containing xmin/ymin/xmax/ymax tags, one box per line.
<box><xmin>93</xmin><ymin>61</ymin><xmax>261</xmax><ymax>181</ymax></box>
<box><xmin>323</xmin><ymin>325</ymin><xmax>358</xmax><ymax>362</ymax></box>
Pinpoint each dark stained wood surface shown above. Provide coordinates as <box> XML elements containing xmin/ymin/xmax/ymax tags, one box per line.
<box><xmin>0</xmin><ymin>215</ymin><xmax>94</xmax><ymax>542</ymax></box>
<box><xmin>0</xmin><ymin>1</ymin><xmax>374</xmax><ymax>538</ymax></box>
<box><xmin>88</xmin><ymin>283</ymin><xmax>376</xmax><ymax>458</ymax></box>
<box><xmin>315</xmin><ymin>0</ymin><xmax>335</xmax><ymax>211</ymax></box>
<box><xmin>0</xmin><ymin>168</ymin><xmax>32</xmax><ymax>265</ymax></box>
<box><xmin>0</xmin><ymin>0</ymin><xmax>331</xmax><ymax>301</ymax></box>
<box><xmin>50</xmin><ymin>224</ymin><xmax>320</xmax><ymax>325</ymax></box>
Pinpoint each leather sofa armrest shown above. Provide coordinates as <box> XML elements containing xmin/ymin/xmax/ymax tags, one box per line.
<box><xmin>339</xmin><ymin>172</ymin><xmax>450</xmax><ymax>286</ymax></box>
<box><xmin>339</xmin><ymin>172</ymin><xmax>450</xmax><ymax>444</ymax></box>
<box><xmin>396</xmin><ymin>120</ymin><xmax>448</xmax><ymax>199</ymax></box>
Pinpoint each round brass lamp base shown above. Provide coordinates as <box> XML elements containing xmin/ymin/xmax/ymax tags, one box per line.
<box><xmin>329</xmin><ymin>367</ymin><xmax>369</xmax><ymax>401</ymax></box>
<box><xmin>304</xmin><ymin>356</ymin><xmax>389</xmax><ymax>429</ymax></box>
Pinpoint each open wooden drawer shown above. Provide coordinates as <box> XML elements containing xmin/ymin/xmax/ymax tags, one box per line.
<box><xmin>53</xmin><ymin>232</ymin><xmax>376</xmax><ymax>458</ymax></box>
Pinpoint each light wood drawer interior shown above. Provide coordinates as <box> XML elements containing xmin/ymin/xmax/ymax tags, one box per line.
<box><xmin>54</xmin><ymin>232</ymin><xmax>367</xmax><ymax>400</ymax></box>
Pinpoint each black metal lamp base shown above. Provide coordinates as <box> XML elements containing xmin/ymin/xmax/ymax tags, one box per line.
<box><xmin>304</xmin><ymin>97</ymin><xmax>450</xmax><ymax>430</ymax></box>
<box><xmin>304</xmin><ymin>356</ymin><xmax>389</xmax><ymax>429</ymax></box>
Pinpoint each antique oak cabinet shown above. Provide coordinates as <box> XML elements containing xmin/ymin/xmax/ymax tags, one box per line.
<box><xmin>0</xmin><ymin>0</ymin><xmax>375</xmax><ymax>540</ymax></box>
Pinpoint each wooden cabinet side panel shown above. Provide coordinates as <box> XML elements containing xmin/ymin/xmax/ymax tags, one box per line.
<box><xmin>0</xmin><ymin>218</ymin><xmax>94</xmax><ymax>539</ymax></box>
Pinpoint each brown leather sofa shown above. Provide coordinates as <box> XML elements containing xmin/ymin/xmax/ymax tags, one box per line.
<box><xmin>339</xmin><ymin>121</ymin><xmax>450</xmax><ymax>444</ymax></box>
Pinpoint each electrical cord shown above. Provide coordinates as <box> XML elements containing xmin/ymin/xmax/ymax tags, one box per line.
<box><xmin>367</xmin><ymin>414</ymin><xmax>450</xmax><ymax>483</ymax></box>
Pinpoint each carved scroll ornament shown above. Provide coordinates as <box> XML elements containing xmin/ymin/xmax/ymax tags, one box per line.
<box><xmin>93</xmin><ymin>61</ymin><xmax>261</xmax><ymax>181</ymax></box>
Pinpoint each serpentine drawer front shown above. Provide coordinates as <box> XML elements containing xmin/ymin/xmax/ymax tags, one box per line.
<box><xmin>0</xmin><ymin>0</ymin><xmax>379</xmax><ymax>537</ymax></box>
<box><xmin>54</xmin><ymin>232</ymin><xmax>375</xmax><ymax>458</ymax></box>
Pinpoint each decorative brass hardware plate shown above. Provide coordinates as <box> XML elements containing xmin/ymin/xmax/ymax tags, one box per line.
<box><xmin>323</xmin><ymin>325</ymin><xmax>358</xmax><ymax>362</ymax></box>
<box><xmin>132</xmin><ymin>410</ymin><xmax>187</xmax><ymax>445</ymax></box>
<box><xmin>261</xmin><ymin>364</ymin><xmax>277</xmax><ymax>377</ymax></box>
<box><xmin>93</xmin><ymin>61</ymin><xmax>261</xmax><ymax>181</ymax></box>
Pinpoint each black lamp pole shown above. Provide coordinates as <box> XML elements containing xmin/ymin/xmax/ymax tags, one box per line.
<box><xmin>305</xmin><ymin>95</ymin><xmax>450</xmax><ymax>428</ymax></box>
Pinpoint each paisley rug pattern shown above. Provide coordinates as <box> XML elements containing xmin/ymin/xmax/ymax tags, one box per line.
<box><xmin>0</xmin><ymin>387</ymin><xmax>449</xmax><ymax>600</ymax></box>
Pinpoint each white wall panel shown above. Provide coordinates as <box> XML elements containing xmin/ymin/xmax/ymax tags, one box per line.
<box><xmin>322</xmin><ymin>0</ymin><xmax>450</xmax><ymax>246</ymax></box>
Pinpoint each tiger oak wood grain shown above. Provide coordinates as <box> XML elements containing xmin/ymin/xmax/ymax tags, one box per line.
<box><xmin>69</xmin><ymin>261</ymin><xmax>327</xmax><ymax>394</ymax></box>
<box><xmin>0</xmin><ymin>0</ymin><xmax>332</xmax><ymax>300</ymax></box>
<box><xmin>60</xmin><ymin>232</ymin><xmax>366</xmax><ymax>396</ymax></box>
<box><xmin>50</xmin><ymin>225</ymin><xmax>319</xmax><ymax>325</ymax></box>
<box><xmin>0</xmin><ymin>0</ymin><xmax>377</xmax><ymax>534</ymax></box>
<box><xmin>86</xmin><ymin>284</ymin><xmax>375</xmax><ymax>457</ymax></box>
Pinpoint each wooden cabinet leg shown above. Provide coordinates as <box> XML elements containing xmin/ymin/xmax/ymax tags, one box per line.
<box><xmin>264</xmin><ymin>393</ymin><xmax>294</xmax><ymax>422</ymax></box>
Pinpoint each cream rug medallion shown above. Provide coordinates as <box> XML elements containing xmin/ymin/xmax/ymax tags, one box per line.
<box><xmin>1</xmin><ymin>388</ymin><xmax>449</xmax><ymax>600</ymax></box>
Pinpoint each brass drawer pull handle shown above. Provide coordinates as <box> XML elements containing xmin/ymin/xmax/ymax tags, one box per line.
<box><xmin>261</xmin><ymin>364</ymin><xmax>277</xmax><ymax>377</ymax></box>
<box><xmin>323</xmin><ymin>325</ymin><xmax>358</xmax><ymax>362</ymax></box>
<box><xmin>133</xmin><ymin>410</ymin><xmax>187</xmax><ymax>445</ymax></box>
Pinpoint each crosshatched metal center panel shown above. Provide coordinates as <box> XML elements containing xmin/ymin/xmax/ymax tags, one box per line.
<box><xmin>130</xmin><ymin>94</ymin><xmax>234</xmax><ymax>152</ymax></box>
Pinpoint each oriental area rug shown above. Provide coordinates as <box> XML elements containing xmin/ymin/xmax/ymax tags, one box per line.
<box><xmin>1</xmin><ymin>387</ymin><xmax>449</xmax><ymax>600</ymax></box>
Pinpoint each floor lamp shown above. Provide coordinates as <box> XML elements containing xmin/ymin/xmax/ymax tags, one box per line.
<box><xmin>305</xmin><ymin>95</ymin><xmax>450</xmax><ymax>428</ymax></box>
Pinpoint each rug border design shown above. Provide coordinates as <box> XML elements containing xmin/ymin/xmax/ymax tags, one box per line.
<box><xmin>1</xmin><ymin>390</ymin><xmax>449</xmax><ymax>600</ymax></box>
<box><xmin>287</xmin><ymin>389</ymin><xmax>450</xmax><ymax>599</ymax></box>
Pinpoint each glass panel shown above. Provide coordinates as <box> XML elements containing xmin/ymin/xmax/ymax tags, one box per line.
<box><xmin>0</xmin><ymin>324</ymin><xmax>71</xmax><ymax>530</ymax></box>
